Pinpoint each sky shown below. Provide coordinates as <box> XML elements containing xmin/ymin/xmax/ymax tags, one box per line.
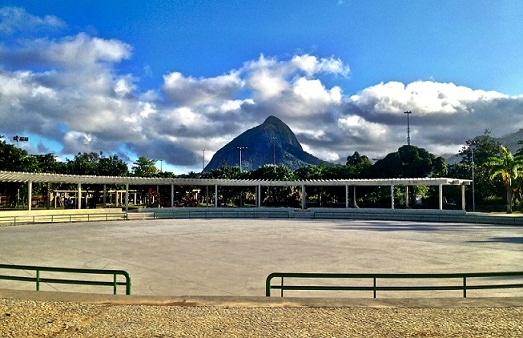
<box><xmin>1</xmin><ymin>0</ymin><xmax>523</xmax><ymax>174</ymax></box>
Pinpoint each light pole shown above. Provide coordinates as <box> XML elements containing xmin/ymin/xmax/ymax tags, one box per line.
<box><xmin>467</xmin><ymin>140</ymin><xmax>477</xmax><ymax>212</ymax></box>
<box><xmin>404</xmin><ymin>111</ymin><xmax>412</xmax><ymax>145</ymax></box>
<box><xmin>236</xmin><ymin>146</ymin><xmax>248</xmax><ymax>170</ymax></box>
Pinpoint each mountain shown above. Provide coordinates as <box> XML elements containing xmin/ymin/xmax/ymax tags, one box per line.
<box><xmin>204</xmin><ymin>116</ymin><xmax>324</xmax><ymax>171</ymax></box>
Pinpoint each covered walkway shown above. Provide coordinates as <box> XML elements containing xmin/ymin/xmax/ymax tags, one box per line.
<box><xmin>0</xmin><ymin>171</ymin><xmax>471</xmax><ymax>211</ymax></box>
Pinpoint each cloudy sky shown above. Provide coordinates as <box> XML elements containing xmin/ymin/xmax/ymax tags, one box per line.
<box><xmin>1</xmin><ymin>1</ymin><xmax>523</xmax><ymax>173</ymax></box>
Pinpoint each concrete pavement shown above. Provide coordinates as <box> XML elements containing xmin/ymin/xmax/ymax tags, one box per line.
<box><xmin>0</xmin><ymin>218</ymin><xmax>522</xmax><ymax>298</ymax></box>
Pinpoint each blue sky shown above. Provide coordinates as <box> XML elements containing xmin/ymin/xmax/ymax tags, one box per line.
<box><xmin>1</xmin><ymin>1</ymin><xmax>523</xmax><ymax>173</ymax></box>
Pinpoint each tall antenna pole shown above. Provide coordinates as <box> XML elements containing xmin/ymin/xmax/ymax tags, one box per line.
<box><xmin>404</xmin><ymin>111</ymin><xmax>412</xmax><ymax>145</ymax></box>
<box><xmin>236</xmin><ymin>146</ymin><xmax>248</xmax><ymax>170</ymax></box>
<box><xmin>202</xmin><ymin>149</ymin><xmax>205</xmax><ymax>172</ymax></box>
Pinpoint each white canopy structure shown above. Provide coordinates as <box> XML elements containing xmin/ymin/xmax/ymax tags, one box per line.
<box><xmin>0</xmin><ymin>171</ymin><xmax>471</xmax><ymax>211</ymax></box>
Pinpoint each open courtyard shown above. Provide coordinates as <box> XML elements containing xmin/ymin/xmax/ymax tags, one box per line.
<box><xmin>0</xmin><ymin>218</ymin><xmax>521</xmax><ymax>298</ymax></box>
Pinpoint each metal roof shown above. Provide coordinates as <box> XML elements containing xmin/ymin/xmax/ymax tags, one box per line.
<box><xmin>0</xmin><ymin>171</ymin><xmax>471</xmax><ymax>187</ymax></box>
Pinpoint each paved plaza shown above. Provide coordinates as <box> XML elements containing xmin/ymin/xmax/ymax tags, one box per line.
<box><xmin>0</xmin><ymin>218</ymin><xmax>522</xmax><ymax>298</ymax></box>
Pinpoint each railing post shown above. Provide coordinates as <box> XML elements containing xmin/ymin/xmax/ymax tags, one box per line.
<box><xmin>281</xmin><ymin>277</ymin><xmax>284</xmax><ymax>297</ymax></box>
<box><xmin>36</xmin><ymin>269</ymin><xmax>40</xmax><ymax>291</ymax></box>
<box><xmin>463</xmin><ymin>277</ymin><xmax>467</xmax><ymax>298</ymax></box>
<box><xmin>126</xmin><ymin>275</ymin><xmax>131</xmax><ymax>295</ymax></box>
<box><xmin>373</xmin><ymin>277</ymin><xmax>377</xmax><ymax>298</ymax></box>
<box><xmin>265</xmin><ymin>275</ymin><xmax>272</xmax><ymax>297</ymax></box>
<box><xmin>113</xmin><ymin>274</ymin><xmax>117</xmax><ymax>294</ymax></box>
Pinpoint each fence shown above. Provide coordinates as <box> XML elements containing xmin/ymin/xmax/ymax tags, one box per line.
<box><xmin>153</xmin><ymin>210</ymin><xmax>290</xmax><ymax>219</ymax></box>
<box><xmin>0</xmin><ymin>264</ymin><xmax>131</xmax><ymax>295</ymax></box>
<box><xmin>0</xmin><ymin>212</ymin><xmax>127</xmax><ymax>226</ymax></box>
<box><xmin>266</xmin><ymin>271</ymin><xmax>523</xmax><ymax>298</ymax></box>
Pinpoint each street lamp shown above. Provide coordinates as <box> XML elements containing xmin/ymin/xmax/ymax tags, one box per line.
<box><xmin>202</xmin><ymin>149</ymin><xmax>205</xmax><ymax>172</ymax></box>
<box><xmin>467</xmin><ymin>140</ymin><xmax>478</xmax><ymax>212</ymax></box>
<box><xmin>404</xmin><ymin>111</ymin><xmax>412</xmax><ymax>146</ymax></box>
<box><xmin>236</xmin><ymin>146</ymin><xmax>248</xmax><ymax>170</ymax></box>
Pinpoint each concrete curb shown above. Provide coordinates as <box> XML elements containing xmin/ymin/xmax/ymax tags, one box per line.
<box><xmin>1</xmin><ymin>289</ymin><xmax>522</xmax><ymax>308</ymax></box>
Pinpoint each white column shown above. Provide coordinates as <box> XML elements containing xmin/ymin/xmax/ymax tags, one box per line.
<box><xmin>125</xmin><ymin>183</ymin><xmax>129</xmax><ymax>211</ymax></box>
<box><xmin>439</xmin><ymin>184</ymin><xmax>443</xmax><ymax>210</ymax></box>
<box><xmin>390</xmin><ymin>185</ymin><xmax>395</xmax><ymax>209</ymax></box>
<box><xmin>405</xmin><ymin>186</ymin><xmax>409</xmax><ymax>208</ymax></box>
<box><xmin>156</xmin><ymin>185</ymin><xmax>160</xmax><ymax>208</ymax></box>
<box><xmin>461</xmin><ymin>185</ymin><xmax>466</xmax><ymax>211</ymax></box>
<box><xmin>214</xmin><ymin>184</ymin><xmax>218</xmax><ymax>207</ymax></box>
<box><xmin>353</xmin><ymin>186</ymin><xmax>358</xmax><ymax>208</ymax></box>
<box><xmin>27</xmin><ymin>181</ymin><xmax>33</xmax><ymax>211</ymax></box>
<box><xmin>171</xmin><ymin>185</ymin><xmax>174</xmax><ymax>207</ymax></box>
<box><xmin>345</xmin><ymin>185</ymin><xmax>349</xmax><ymax>209</ymax></box>
<box><xmin>77</xmin><ymin>183</ymin><xmax>81</xmax><ymax>209</ymax></box>
<box><xmin>103</xmin><ymin>184</ymin><xmax>107</xmax><ymax>206</ymax></box>
<box><xmin>257</xmin><ymin>184</ymin><xmax>261</xmax><ymax>207</ymax></box>
<box><xmin>301</xmin><ymin>185</ymin><xmax>306</xmax><ymax>209</ymax></box>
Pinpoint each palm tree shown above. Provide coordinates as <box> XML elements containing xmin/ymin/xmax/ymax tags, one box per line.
<box><xmin>485</xmin><ymin>145</ymin><xmax>523</xmax><ymax>213</ymax></box>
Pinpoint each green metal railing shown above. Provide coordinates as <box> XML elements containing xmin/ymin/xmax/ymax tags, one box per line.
<box><xmin>266</xmin><ymin>271</ymin><xmax>523</xmax><ymax>298</ymax></box>
<box><xmin>0</xmin><ymin>212</ymin><xmax>128</xmax><ymax>225</ymax></box>
<box><xmin>154</xmin><ymin>210</ymin><xmax>290</xmax><ymax>219</ymax></box>
<box><xmin>0</xmin><ymin>264</ymin><xmax>131</xmax><ymax>295</ymax></box>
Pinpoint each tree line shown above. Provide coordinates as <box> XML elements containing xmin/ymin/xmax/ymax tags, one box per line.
<box><xmin>1</xmin><ymin>131</ymin><xmax>523</xmax><ymax>212</ymax></box>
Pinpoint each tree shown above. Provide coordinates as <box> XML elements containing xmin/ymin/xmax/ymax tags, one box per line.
<box><xmin>0</xmin><ymin>138</ymin><xmax>39</xmax><ymax>172</ymax></box>
<box><xmin>132</xmin><ymin>157</ymin><xmax>158</xmax><ymax>177</ymax></box>
<box><xmin>484</xmin><ymin>145</ymin><xmax>523</xmax><ymax>214</ymax></box>
<box><xmin>98</xmin><ymin>154</ymin><xmax>129</xmax><ymax>177</ymax></box>
<box><xmin>346</xmin><ymin>151</ymin><xmax>372</xmax><ymax>178</ymax></box>
<box><xmin>64</xmin><ymin>152</ymin><xmax>130</xmax><ymax>208</ymax></box>
<box><xmin>0</xmin><ymin>138</ymin><xmax>39</xmax><ymax>207</ymax></box>
<box><xmin>459</xmin><ymin>131</ymin><xmax>503</xmax><ymax>208</ymax></box>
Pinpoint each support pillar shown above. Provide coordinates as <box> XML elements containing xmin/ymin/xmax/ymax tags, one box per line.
<box><xmin>257</xmin><ymin>184</ymin><xmax>261</xmax><ymax>207</ymax></box>
<box><xmin>301</xmin><ymin>185</ymin><xmax>306</xmax><ymax>209</ymax></box>
<box><xmin>353</xmin><ymin>186</ymin><xmax>358</xmax><ymax>208</ymax></box>
<box><xmin>214</xmin><ymin>184</ymin><xmax>218</xmax><ymax>207</ymax></box>
<box><xmin>77</xmin><ymin>183</ymin><xmax>82</xmax><ymax>209</ymax></box>
<box><xmin>156</xmin><ymin>185</ymin><xmax>160</xmax><ymax>208</ymax></box>
<box><xmin>461</xmin><ymin>185</ymin><xmax>466</xmax><ymax>211</ymax></box>
<box><xmin>27</xmin><ymin>181</ymin><xmax>32</xmax><ymax>211</ymax></box>
<box><xmin>171</xmin><ymin>185</ymin><xmax>174</xmax><ymax>207</ymax></box>
<box><xmin>405</xmin><ymin>186</ymin><xmax>409</xmax><ymax>208</ymax></box>
<box><xmin>391</xmin><ymin>185</ymin><xmax>395</xmax><ymax>209</ymax></box>
<box><xmin>439</xmin><ymin>184</ymin><xmax>443</xmax><ymax>210</ymax></box>
<box><xmin>103</xmin><ymin>184</ymin><xmax>107</xmax><ymax>207</ymax></box>
<box><xmin>125</xmin><ymin>183</ymin><xmax>129</xmax><ymax>212</ymax></box>
<box><xmin>345</xmin><ymin>185</ymin><xmax>349</xmax><ymax>209</ymax></box>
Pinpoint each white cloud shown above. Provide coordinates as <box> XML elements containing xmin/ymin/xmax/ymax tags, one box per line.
<box><xmin>349</xmin><ymin>80</ymin><xmax>507</xmax><ymax>115</ymax></box>
<box><xmin>0</xmin><ymin>6</ymin><xmax>66</xmax><ymax>34</ymax></box>
<box><xmin>162</xmin><ymin>71</ymin><xmax>242</xmax><ymax>106</ymax></box>
<box><xmin>2</xmin><ymin>9</ymin><xmax>523</xmax><ymax>172</ymax></box>
<box><xmin>291</xmin><ymin>54</ymin><xmax>349</xmax><ymax>77</ymax></box>
<box><xmin>42</xmin><ymin>33</ymin><xmax>132</xmax><ymax>67</ymax></box>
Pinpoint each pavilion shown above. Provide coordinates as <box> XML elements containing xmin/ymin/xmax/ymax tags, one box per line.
<box><xmin>0</xmin><ymin>171</ymin><xmax>472</xmax><ymax>211</ymax></box>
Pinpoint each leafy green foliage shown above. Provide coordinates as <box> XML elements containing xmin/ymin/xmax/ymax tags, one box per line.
<box><xmin>132</xmin><ymin>157</ymin><xmax>158</xmax><ymax>177</ymax></box>
<box><xmin>484</xmin><ymin>145</ymin><xmax>523</xmax><ymax>213</ymax></box>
